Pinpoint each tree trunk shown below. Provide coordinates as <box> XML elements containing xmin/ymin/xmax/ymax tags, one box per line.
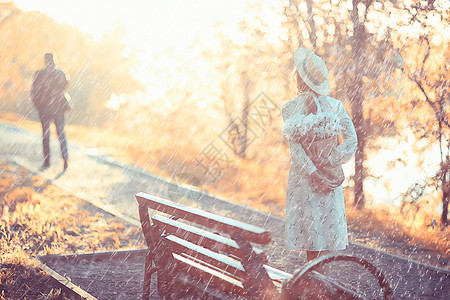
<box><xmin>352</xmin><ymin>100</ymin><xmax>365</xmax><ymax>209</ymax></box>
<box><xmin>441</xmin><ymin>157</ymin><xmax>449</xmax><ymax>226</ymax></box>
<box><xmin>239</xmin><ymin>72</ymin><xmax>251</xmax><ymax>158</ymax></box>
<box><xmin>351</xmin><ymin>0</ymin><xmax>366</xmax><ymax>209</ymax></box>
<box><xmin>306</xmin><ymin>0</ymin><xmax>317</xmax><ymax>50</ymax></box>
<box><xmin>442</xmin><ymin>188</ymin><xmax>449</xmax><ymax>226</ymax></box>
<box><xmin>241</xmin><ymin>93</ymin><xmax>250</xmax><ymax>158</ymax></box>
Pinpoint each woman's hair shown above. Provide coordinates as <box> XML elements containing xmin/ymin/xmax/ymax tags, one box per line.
<box><xmin>293</xmin><ymin>70</ymin><xmax>313</xmax><ymax>94</ymax></box>
<box><xmin>292</xmin><ymin>70</ymin><xmax>317</xmax><ymax>114</ymax></box>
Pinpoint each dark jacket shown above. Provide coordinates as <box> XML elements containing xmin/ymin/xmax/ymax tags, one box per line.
<box><xmin>31</xmin><ymin>66</ymin><xmax>68</xmax><ymax>116</ymax></box>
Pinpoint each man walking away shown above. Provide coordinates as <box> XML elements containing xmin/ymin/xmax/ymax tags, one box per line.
<box><xmin>31</xmin><ymin>53</ymin><xmax>69</xmax><ymax>171</ymax></box>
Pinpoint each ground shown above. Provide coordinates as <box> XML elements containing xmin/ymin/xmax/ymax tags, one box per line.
<box><xmin>0</xmin><ymin>163</ymin><xmax>144</xmax><ymax>299</ymax></box>
<box><xmin>0</xmin><ymin>112</ymin><xmax>447</xmax><ymax>268</ymax></box>
<box><xmin>0</xmin><ymin>114</ymin><xmax>448</xmax><ymax>298</ymax></box>
<box><xmin>1</xmin><ymin>161</ymin><xmax>449</xmax><ymax>299</ymax></box>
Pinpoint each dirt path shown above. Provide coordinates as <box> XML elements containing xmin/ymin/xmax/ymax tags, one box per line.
<box><xmin>1</xmin><ymin>122</ymin><xmax>448</xmax><ymax>299</ymax></box>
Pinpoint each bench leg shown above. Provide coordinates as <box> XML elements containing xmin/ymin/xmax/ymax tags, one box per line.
<box><xmin>143</xmin><ymin>250</ymin><xmax>153</xmax><ymax>300</ymax></box>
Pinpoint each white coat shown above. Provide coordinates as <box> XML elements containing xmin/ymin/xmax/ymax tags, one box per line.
<box><xmin>282</xmin><ymin>92</ymin><xmax>357</xmax><ymax>251</ymax></box>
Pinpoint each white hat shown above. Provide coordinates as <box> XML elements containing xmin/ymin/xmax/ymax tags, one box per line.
<box><xmin>294</xmin><ymin>48</ymin><xmax>330</xmax><ymax>96</ymax></box>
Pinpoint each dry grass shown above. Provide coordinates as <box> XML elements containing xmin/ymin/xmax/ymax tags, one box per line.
<box><xmin>0</xmin><ymin>163</ymin><xmax>144</xmax><ymax>298</ymax></box>
<box><xmin>0</xmin><ymin>111</ymin><xmax>289</xmax><ymax>210</ymax></box>
<box><xmin>347</xmin><ymin>203</ymin><xmax>450</xmax><ymax>256</ymax></box>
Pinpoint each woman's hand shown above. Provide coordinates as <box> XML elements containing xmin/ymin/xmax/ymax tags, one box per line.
<box><xmin>308</xmin><ymin>170</ymin><xmax>335</xmax><ymax>194</ymax></box>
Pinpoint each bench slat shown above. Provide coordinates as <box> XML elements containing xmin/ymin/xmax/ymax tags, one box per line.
<box><xmin>136</xmin><ymin>192</ymin><xmax>271</xmax><ymax>245</ymax></box>
<box><xmin>165</xmin><ymin>235</ymin><xmax>249</xmax><ymax>280</ymax></box>
<box><xmin>172</xmin><ymin>253</ymin><xmax>247</xmax><ymax>298</ymax></box>
<box><xmin>181</xmin><ymin>252</ymin><xmax>290</xmax><ymax>290</ymax></box>
<box><xmin>152</xmin><ymin>214</ymin><xmax>267</xmax><ymax>262</ymax></box>
<box><xmin>180</xmin><ymin>253</ymin><xmax>243</xmax><ymax>283</ymax></box>
<box><xmin>265</xmin><ymin>265</ymin><xmax>293</xmax><ymax>282</ymax></box>
<box><xmin>165</xmin><ymin>234</ymin><xmax>292</xmax><ymax>285</ymax></box>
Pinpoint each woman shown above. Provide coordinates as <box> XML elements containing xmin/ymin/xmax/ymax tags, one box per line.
<box><xmin>282</xmin><ymin>48</ymin><xmax>357</xmax><ymax>262</ymax></box>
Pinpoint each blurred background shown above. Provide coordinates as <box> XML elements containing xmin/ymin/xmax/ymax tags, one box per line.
<box><xmin>0</xmin><ymin>0</ymin><xmax>448</xmax><ymax>252</ymax></box>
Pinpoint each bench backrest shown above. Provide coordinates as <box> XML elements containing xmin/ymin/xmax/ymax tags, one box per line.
<box><xmin>136</xmin><ymin>192</ymin><xmax>271</xmax><ymax>244</ymax></box>
<box><xmin>135</xmin><ymin>192</ymin><xmax>277</xmax><ymax>298</ymax></box>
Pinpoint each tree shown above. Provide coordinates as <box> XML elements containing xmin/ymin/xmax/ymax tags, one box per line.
<box><xmin>0</xmin><ymin>4</ymin><xmax>142</xmax><ymax>126</ymax></box>
<box><xmin>214</xmin><ymin>7</ymin><xmax>282</xmax><ymax>159</ymax></box>
<box><xmin>388</xmin><ymin>1</ymin><xmax>449</xmax><ymax>225</ymax></box>
<box><xmin>406</xmin><ymin>40</ymin><xmax>449</xmax><ymax>224</ymax></box>
<box><xmin>343</xmin><ymin>0</ymin><xmax>449</xmax><ymax>225</ymax></box>
<box><xmin>281</xmin><ymin>0</ymin><xmax>399</xmax><ymax>209</ymax></box>
<box><xmin>349</xmin><ymin>0</ymin><xmax>369</xmax><ymax>209</ymax></box>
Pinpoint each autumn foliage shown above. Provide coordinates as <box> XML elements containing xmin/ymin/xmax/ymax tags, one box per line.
<box><xmin>0</xmin><ymin>0</ymin><xmax>448</xmax><ymax>267</ymax></box>
<box><xmin>0</xmin><ymin>3</ymin><xmax>142</xmax><ymax>126</ymax></box>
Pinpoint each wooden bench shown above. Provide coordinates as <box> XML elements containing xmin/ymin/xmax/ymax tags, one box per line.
<box><xmin>136</xmin><ymin>192</ymin><xmax>394</xmax><ymax>299</ymax></box>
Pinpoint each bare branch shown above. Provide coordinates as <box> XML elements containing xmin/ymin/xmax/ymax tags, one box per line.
<box><xmin>408</xmin><ymin>74</ymin><xmax>450</xmax><ymax>129</ymax></box>
<box><xmin>422</xmin><ymin>37</ymin><xmax>430</xmax><ymax>66</ymax></box>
